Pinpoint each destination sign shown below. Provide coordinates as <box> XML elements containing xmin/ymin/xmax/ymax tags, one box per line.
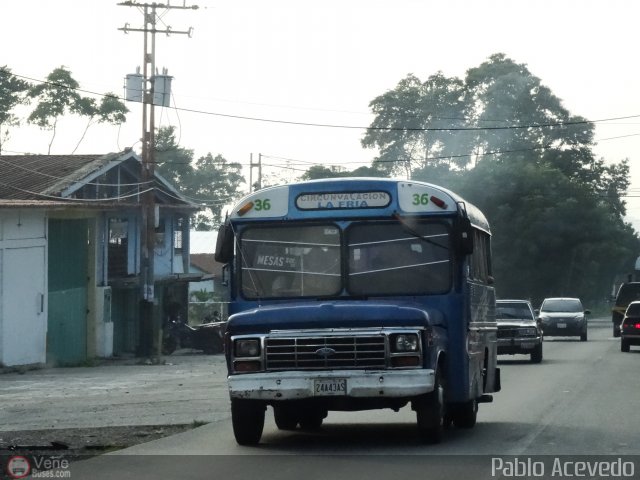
<box><xmin>296</xmin><ymin>191</ymin><xmax>391</xmax><ymax>210</ymax></box>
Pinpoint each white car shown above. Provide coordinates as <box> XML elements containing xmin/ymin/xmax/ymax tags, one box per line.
<box><xmin>496</xmin><ymin>299</ymin><xmax>543</xmax><ymax>363</ymax></box>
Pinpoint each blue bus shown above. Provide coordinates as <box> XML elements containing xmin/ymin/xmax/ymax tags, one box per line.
<box><xmin>215</xmin><ymin>177</ymin><xmax>500</xmax><ymax>445</ymax></box>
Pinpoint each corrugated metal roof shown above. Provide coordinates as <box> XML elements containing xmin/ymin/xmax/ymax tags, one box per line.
<box><xmin>190</xmin><ymin>253</ymin><xmax>222</xmax><ymax>275</ymax></box>
<box><xmin>0</xmin><ymin>152</ymin><xmax>199</xmax><ymax>211</ymax></box>
<box><xmin>0</xmin><ymin>153</ymin><xmax>119</xmax><ymax>200</ymax></box>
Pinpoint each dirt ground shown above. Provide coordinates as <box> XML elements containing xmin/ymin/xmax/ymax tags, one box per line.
<box><xmin>1</xmin><ymin>351</ymin><xmax>228</xmax><ymax>470</ymax></box>
<box><xmin>0</xmin><ymin>423</ymin><xmax>200</xmax><ymax>463</ymax></box>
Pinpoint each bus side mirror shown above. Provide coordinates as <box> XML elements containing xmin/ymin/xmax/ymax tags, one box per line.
<box><xmin>455</xmin><ymin>216</ymin><xmax>474</xmax><ymax>255</ymax></box>
<box><xmin>214</xmin><ymin>222</ymin><xmax>234</xmax><ymax>263</ymax></box>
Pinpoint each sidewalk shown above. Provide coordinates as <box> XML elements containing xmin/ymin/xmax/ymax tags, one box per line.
<box><xmin>0</xmin><ymin>351</ymin><xmax>231</xmax><ymax>431</ymax></box>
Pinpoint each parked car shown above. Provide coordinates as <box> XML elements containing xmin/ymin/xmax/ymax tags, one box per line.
<box><xmin>537</xmin><ymin>297</ymin><xmax>590</xmax><ymax>341</ymax></box>
<box><xmin>620</xmin><ymin>301</ymin><xmax>640</xmax><ymax>352</ymax></box>
<box><xmin>496</xmin><ymin>299</ymin><xmax>543</xmax><ymax>363</ymax></box>
<box><xmin>611</xmin><ymin>282</ymin><xmax>640</xmax><ymax>337</ymax></box>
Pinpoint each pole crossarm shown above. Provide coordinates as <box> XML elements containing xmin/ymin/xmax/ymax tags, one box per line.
<box><xmin>119</xmin><ymin>26</ymin><xmax>194</xmax><ymax>36</ymax></box>
<box><xmin>117</xmin><ymin>1</ymin><xmax>198</xmax><ymax>10</ymax></box>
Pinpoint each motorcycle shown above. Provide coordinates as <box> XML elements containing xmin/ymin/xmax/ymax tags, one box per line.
<box><xmin>162</xmin><ymin>317</ymin><xmax>226</xmax><ymax>355</ymax></box>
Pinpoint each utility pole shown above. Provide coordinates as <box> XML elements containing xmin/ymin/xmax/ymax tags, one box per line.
<box><xmin>118</xmin><ymin>1</ymin><xmax>198</xmax><ymax>360</ymax></box>
<box><xmin>249</xmin><ymin>153</ymin><xmax>262</xmax><ymax>192</ymax></box>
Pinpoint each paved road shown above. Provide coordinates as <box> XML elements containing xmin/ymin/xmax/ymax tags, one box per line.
<box><xmin>4</xmin><ymin>317</ymin><xmax>640</xmax><ymax>479</ymax></box>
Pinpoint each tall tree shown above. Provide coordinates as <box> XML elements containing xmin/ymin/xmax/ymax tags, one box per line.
<box><xmin>361</xmin><ymin>53</ymin><xmax>637</xmax><ymax>305</ymax></box>
<box><xmin>155</xmin><ymin>125</ymin><xmax>195</xmax><ymax>185</ymax></box>
<box><xmin>465</xmin><ymin>53</ymin><xmax>596</xmax><ymax>179</ymax></box>
<box><xmin>300</xmin><ymin>164</ymin><xmax>387</xmax><ymax>180</ymax></box>
<box><xmin>454</xmin><ymin>158</ymin><xmax>639</xmax><ymax>305</ymax></box>
<box><xmin>362</xmin><ymin>72</ymin><xmax>473</xmax><ymax>178</ymax></box>
<box><xmin>71</xmin><ymin>93</ymin><xmax>128</xmax><ymax>153</ymax></box>
<box><xmin>189</xmin><ymin>153</ymin><xmax>245</xmax><ymax>230</ymax></box>
<box><xmin>27</xmin><ymin>66</ymin><xmax>127</xmax><ymax>153</ymax></box>
<box><xmin>154</xmin><ymin>126</ymin><xmax>245</xmax><ymax>230</ymax></box>
<box><xmin>0</xmin><ymin>66</ymin><xmax>31</xmax><ymax>154</ymax></box>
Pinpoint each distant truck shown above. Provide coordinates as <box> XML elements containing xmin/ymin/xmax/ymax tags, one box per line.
<box><xmin>611</xmin><ymin>282</ymin><xmax>640</xmax><ymax>337</ymax></box>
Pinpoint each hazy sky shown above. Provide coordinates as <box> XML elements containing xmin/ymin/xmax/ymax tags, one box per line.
<box><xmin>3</xmin><ymin>0</ymin><xmax>640</xmax><ymax>224</ymax></box>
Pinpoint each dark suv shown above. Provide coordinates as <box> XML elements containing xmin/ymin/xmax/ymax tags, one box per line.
<box><xmin>612</xmin><ymin>282</ymin><xmax>640</xmax><ymax>338</ymax></box>
<box><xmin>496</xmin><ymin>299</ymin><xmax>543</xmax><ymax>363</ymax></box>
<box><xmin>538</xmin><ymin>297</ymin><xmax>589</xmax><ymax>341</ymax></box>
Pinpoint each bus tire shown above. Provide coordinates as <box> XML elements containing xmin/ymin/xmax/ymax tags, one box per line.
<box><xmin>415</xmin><ymin>369</ymin><xmax>445</xmax><ymax>444</ymax></box>
<box><xmin>613</xmin><ymin>324</ymin><xmax>621</xmax><ymax>338</ymax></box>
<box><xmin>231</xmin><ymin>399</ymin><xmax>265</xmax><ymax>445</ymax></box>
<box><xmin>273</xmin><ymin>404</ymin><xmax>299</xmax><ymax>430</ymax></box>
<box><xmin>452</xmin><ymin>399</ymin><xmax>478</xmax><ymax>429</ymax></box>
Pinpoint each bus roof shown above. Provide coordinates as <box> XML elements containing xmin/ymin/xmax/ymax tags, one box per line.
<box><xmin>228</xmin><ymin>177</ymin><xmax>490</xmax><ymax>233</ymax></box>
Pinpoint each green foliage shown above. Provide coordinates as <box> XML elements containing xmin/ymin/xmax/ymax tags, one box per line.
<box><xmin>362</xmin><ymin>72</ymin><xmax>473</xmax><ymax>177</ymax></box>
<box><xmin>0</xmin><ymin>66</ymin><xmax>31</xmax><ymax>152</ymax></box>
<box><xmin>299</xmin><ymin>164</ymin><xmax>387</xmax><ymax>180</ymax></box>
<box><xmin>27</xmin><ymin>66</ymin><xmax>128</xmax><ymax>153</ymax></box>
<box><xmin>453</xmin><ymin>159</ymin><xmax>640</xmax><ymax>305</ymax></box>
<box><xmin>355</xmin><ymin>52</ymin><xmax>639</xmax><ymax>305</ymax></box>
<box><xmin>155</xmin><ymin>126</ymin><xmax>246</xmax><ymax>230</ymax></box>
<box><xmin>190</xmin><ymin>152</ymin><xmax>245</xmax><ymax>228</ymax></box>
<box><xmin>190</xmin><ymin>289</ymin><xmax>215</xmax><ymax>302</ymax></box>
<box><xmin>155</xmin><ymin>125</ymin><xmax>195</xmax><ymax>185</ymax></box>
<box><xmin>28</xmin><ymin>67</ymin><xmax>82</xmax><ymax>128</ymax></box>
<box><xmin>97</xmin><ymin>93</ymin><xmax>128</xmax><ymax>124</ymax></box>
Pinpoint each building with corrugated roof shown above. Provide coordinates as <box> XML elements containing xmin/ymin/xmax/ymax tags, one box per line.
<box><xmin>0</xmin><ymin>150</ymin><xmax>202</xmax><ymax>367</ymax></box>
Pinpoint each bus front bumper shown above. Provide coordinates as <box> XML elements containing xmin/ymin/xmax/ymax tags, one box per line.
<box><xmin>228</xmin><ymin>369</ymin><xmax>435</xmax><ymax>401</ymax></box>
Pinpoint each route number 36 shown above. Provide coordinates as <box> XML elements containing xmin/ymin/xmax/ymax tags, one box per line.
<box><xmin>254</xmin><ymin>198</ymin><xmax>271</xmax><ymax>211</ymax></box>
<box><xmin>412</xmin><ymin>194</ymin><xmax>430</xmax><ymax>206</ymax></box>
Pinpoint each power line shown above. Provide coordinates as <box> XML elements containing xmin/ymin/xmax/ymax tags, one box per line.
<box><xmin>0</xmin><ymin>157</ymin><xmax>153</xmax><ymax>188</ymax></box>
<box><xmin>13</xmin><ymin>73</ymin><xmax>640</xmax><ymax>133</ymax></box>
<box><xmin>0</xmin><ymin>182</ymin><xmax>154</xmax><ymax>202</ymax></box>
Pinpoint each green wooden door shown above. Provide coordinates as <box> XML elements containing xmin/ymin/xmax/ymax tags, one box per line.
<box><xmin>47</xmin><ymin>219</ymin><xmax>88</xmax><ymax>365</ymax></box>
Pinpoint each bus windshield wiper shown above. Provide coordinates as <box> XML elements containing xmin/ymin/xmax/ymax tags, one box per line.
<box><xmin>392</xmin><ymin>213</ymin><xmax>450</xmax><ymax>251</ymax></box>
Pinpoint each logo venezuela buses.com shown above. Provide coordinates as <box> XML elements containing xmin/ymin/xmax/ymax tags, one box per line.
<box><xmin>6</xmin><ymin>455</ymin><xmax>31</xmax><ymax>479</ymax></box>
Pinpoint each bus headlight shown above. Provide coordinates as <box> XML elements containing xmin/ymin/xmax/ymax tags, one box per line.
<box><xmin>391</xmin><ymin>333</ymin><xmax>419</xmax><ymax>352</ymax></box>
<box><xmin>234</xmin><ymin>338</ymin><xmax>261</xmax><ymax>357</ymax></box>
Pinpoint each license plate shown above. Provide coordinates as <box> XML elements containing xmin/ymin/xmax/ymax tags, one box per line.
<box><xmin>314</xmin><ymin>378</ymin><xmax>346</xmax><ymax>396</ymax></box>
<box><xmin>557</xmin><ymin>323</ymin><xmax>566</xmax><ymax>328</ymax></box>
<box><xmin>520</xmin><ymin>343</ymin><xmax>535</xmax><ymax>349</ymax></box>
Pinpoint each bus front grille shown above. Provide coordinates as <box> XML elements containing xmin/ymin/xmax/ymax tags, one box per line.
<box><xmin>265</xmin><ymin>335</ymin><xmax>386</xmax><ymax>370</ymax></box>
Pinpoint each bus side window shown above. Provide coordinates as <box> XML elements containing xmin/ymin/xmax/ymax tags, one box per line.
<box><xmin>470</xmin><ymin>230</ymin><xmax>491</xmax><ymax>283</ymax></box>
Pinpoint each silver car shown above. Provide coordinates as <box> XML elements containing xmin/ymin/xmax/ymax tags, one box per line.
<box><xmin>537</xmin><ymin>297</ymin><xmax>590</xmax><ymax>341</ymax></box>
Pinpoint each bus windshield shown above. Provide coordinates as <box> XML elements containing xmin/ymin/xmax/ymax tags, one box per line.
<box><xmin>240</xmin><ymin>224</ymin><xmax>342</xmax><ymax>298</ymax></box>
<box><xmin>347</xmin><ymin>222</ymin><xmax>451</xmax><ymax>296</ymax></box>
<box><xmin>239</xmin><ymin>221</ymin><xmax>451</xmax><ymax>299</ymax></box>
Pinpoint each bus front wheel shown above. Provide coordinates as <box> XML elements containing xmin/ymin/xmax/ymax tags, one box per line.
<box><xmin>231</xmin><ymin>399</ymin><xmax>265</xmax><ymax>445</ymax></box>
<box><xmin>415</xmin><ymin>369</ymin><xmax>445</xmax><ymax>444</ymax></box>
